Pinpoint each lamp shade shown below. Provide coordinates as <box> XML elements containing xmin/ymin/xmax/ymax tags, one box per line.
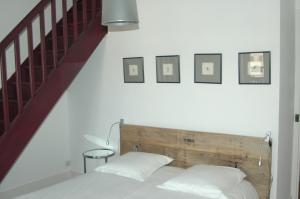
<box><xmin>84</xmin><ymin>134</ymin><xmax>114</xmax><ymax>150</ymax></box>
<box><xmin>102</xmin><ymin>0</ymin><xmax>139</xmax><ymax>26</ymax></box>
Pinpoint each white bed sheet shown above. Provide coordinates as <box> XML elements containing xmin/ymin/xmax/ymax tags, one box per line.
<box><xmin>15</xmin><ymin>166</ymin><xmax>258</xmax><ymax>199</ymax></box>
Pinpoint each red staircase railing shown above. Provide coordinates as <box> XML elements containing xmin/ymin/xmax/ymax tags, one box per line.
<box><xmin>0</xmin><ymin>0</ymin><xmax>107</xmax><ymax>183</ymax></box>
<box><xmin>0</xmin><ymin>0</ymin><xmax>100</xmax><ymax>136</ymax></box>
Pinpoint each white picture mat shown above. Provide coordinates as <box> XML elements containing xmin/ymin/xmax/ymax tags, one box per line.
<box><xmin>162</xmin><ymin>64</ymin><xmax>174</xmax><ymax>76</ymax></box>
<box><xmin>129</xmin><ymin>65</ymin><xmax>139</xmax><ymax>76</ymax></box>
<box><xmin>202</xmin><ymin>62</ymin><xmax>214</xmax><ymax>76</ymax></box>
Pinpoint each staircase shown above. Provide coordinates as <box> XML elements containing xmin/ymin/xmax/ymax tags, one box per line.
<box><xmin>0</xmin><ymin>0</ymin><xmax>107</xmax><ymax>182</ymax></box>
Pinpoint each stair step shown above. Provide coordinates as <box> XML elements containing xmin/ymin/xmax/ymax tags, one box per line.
<box><xmin>7</xmin><ymin>65</ymin><xmax>54</xmax><ymax>98</ymax></box>
<box><xmin>23</xmin><ymin>49</ymin><xmax>65</xmax><ymax>66</ymax></box>
<box><xmin>0</xmin><ymin>82</ymin><xmax>41</xmax><ymax>103</ymax></box>
<box><xmin>53</xmin><ymin>22</ymin><xmax>83</xmax><ymax>40</ymax></box>
<box><xmin>59</xmin><ymin>20</ymin><xmax>86</xmax><ymax>33</ymax></box>
<box><xmin>35</xmin><ymin>49</ymin><xmax>65</xmax><ymax>65</ymax></box>
<box><xmin>20</xmin><ymin>65</ymin><xmax>54</xmax><ymax>82</ymax></box>
<box><xmin>76</xmin><ymin>0</ymin><xmax>102</xmax><ymax>13</ymax></box>
<box><xmin>45</xmin><ymin>34</ymin><xmax>74</xmax><ymax>51</ymax></box>
<box><xmin>47</xmin><ymin>11</ymin><xmax>94</xmax><ymax>39</ymax></box>
<box><xmin>66</xmin><ymin>11</ymin><xmax>94</xmax><ymax>24</ymax></box>
<box><xmin>0</xmin><ymin>99</ymin><xmax>27</xmax><ymax>122</ymax></box>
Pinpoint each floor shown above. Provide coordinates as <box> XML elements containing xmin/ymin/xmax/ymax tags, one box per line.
<box><xmin>0</xmin><ymin>171</ymin><xmax>80</xmax><ymax>199</ymax></box>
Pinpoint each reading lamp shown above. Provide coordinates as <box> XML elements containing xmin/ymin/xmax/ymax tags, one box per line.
<box><xmin>102</xmin><ymin>0</ymin><xmax>139</xmax><ymax>26</ymax></box>
<box><xmin>84</xmin><ymin>119</ymin><xmax>124</xmax><ymax>151</ymax></box>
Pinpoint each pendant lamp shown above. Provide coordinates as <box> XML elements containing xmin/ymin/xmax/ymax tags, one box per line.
<box><xmin>102</xmin><ymin>0</ymin><xmax>139</xmax><ymax>26</ymax></box>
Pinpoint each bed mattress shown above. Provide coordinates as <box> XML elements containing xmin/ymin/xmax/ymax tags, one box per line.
<box><xmin>15</xmin><ymin>166</ymin><xmax>258</xmax><ymax>199</ymax></box>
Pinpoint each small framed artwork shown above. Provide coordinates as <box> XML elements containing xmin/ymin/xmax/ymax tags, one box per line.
<box><xmin>194</xmin><ymin>54</ymin><xmax>222</xmax><ymax>84</ymax></box>
<box><xmin>156</xmin><ymin>55</ymin><xmax>180</xmax><ymax>83</ymax></box>
<box><xmin>239</xmin><ymin>51</ymin><xmax>271</xmax><ymax>84</ymax></box>
<box><xmin>123</xmin><ymin>57</ymin><xmax>144</xmax><ymax>83</ymax></box>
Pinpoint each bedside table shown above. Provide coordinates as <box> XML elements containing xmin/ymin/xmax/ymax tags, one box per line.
<box><xmin>82</xmin><ymin>148</ymin><xmax>115</xmax><ymax>173</ymax></box>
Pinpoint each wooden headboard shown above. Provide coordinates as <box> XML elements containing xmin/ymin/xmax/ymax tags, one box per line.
<box><xmin>120</xmin><ymin>124</ymin><xmax>272</xmax><ymax>199</ymax></box>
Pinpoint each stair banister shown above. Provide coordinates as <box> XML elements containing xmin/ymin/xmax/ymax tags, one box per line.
<box><xmin>0</xmin><ymin>0</ymin><xmax>105</xmax><ymax>184</ymax></box>
<box><xmin>0</xmin><ymin>0</ymin><xmax>52</xmax><ymax>133</ymax></box>
<box><xmin>0</xmin><ymin>0</ymin><xmax>99</xmax><ymax>136</ymax></box>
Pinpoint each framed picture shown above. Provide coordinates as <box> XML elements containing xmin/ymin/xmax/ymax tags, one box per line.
<box><xmin>123</xmin><ymin>57</ymin><xmax>144</xmax><ymax>83</ymax></box>
<box><xmin>239</xmin><ymin>51</ymin><xmax>271</xmax><ymax>84</ymax></box>
<box><xmin>194</xmin><ymin>54</ymin><xmax>222</xmax><ymax>84</ymax></box>
<box><xmin>156</xmin><ymin>55</ymin><xmax>180</xmax><ymax>83</ymax></box>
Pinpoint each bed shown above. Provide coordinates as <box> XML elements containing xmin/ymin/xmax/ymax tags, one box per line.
<box><xmin>15</xmin><ymin>166</ymin><xmax>258</xmax><ymax>199</ymax></box>
<box><xmin>15</xmin><ymin>124</ymin><xmax>272</xmax><ymax>199</ymax></box>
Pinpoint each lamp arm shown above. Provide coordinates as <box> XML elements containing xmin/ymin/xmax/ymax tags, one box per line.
<box><xmin>106</xmin><ymin>121</ymin><xmax>121</xmax><ymax>146</ymax></box>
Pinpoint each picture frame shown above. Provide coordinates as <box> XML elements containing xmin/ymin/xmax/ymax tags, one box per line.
<box><xmin>123</xmin><ymin>57</ymin><xmax>144</xmax><ymax>83</ymax></box>
<box><xmin>194</xmin><ymin>53</ymin><xmax>222</xmax><ymax>84</ymax></box>
<box><xmin>238</xmin><ymin>51</ymin><xmax>271</xmax><ymax>84</ymax></box>
<box><xmin>156</xmin><ymin>55</ymin><xmax>180</xmax><ymax>83</ymax></box>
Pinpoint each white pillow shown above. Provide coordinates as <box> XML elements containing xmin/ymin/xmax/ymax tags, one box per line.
<box><xmin>158</xmin><ymin>164</ymin><xmax>246</xmax><ymax>199</ymax></box>
<box><xmin>225</xmin><ymin>181</ymin><xmax>259</xmax><ymax>199</ymax></box>
<box><xmin>95</xmin><ymin>152</ymin><xmax>173</xmax><ymax>181</ymax></box>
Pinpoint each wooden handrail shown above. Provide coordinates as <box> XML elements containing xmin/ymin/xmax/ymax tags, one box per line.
<box><xmin>0</xmin><ymin>0</ymin><xmax>51</xmax><ymax>51</ymax></box>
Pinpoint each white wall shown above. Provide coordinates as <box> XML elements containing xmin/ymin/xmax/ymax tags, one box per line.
<box><xmin>0</xmin><ymin>0</ymin><xmax>40</xmax><ymax>40</ymax></box>
<box><xmin>291</xmin><ymin>6</ymin><xmax>300</xmax><ymax>199</ymax></box>
<box><xmin>0</xmin><ymin>94</ymin><xmax>71</xmax><ymax>192</ymax></box>
<box><xmin>277</xmin><ymin>0</ymin><xmax>296</xmax><ymax>198</ymax></box>
<box><xmin>67</xmin><ymin>0</ymin><xmax>281</xmax><ymax>198</ymax></box>
<box><xmin>0</xmin><ymin>0</ymin><xmax>72</xmax><ymax>192</ymax></box>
